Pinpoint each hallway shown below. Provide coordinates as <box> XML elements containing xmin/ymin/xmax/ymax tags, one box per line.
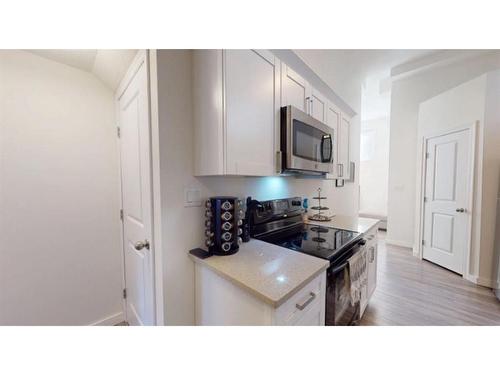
<box><xmin>361</xmin><ymin>232</ymin><xmax>500</xmax><ymax>325</ymax></box>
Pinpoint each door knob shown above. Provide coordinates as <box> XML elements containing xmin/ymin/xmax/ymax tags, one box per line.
<box><xmin>456</xmin><ymin>208</ymin><xmax>466</xmax><ymax>213</ymax></box>
<box><xmin>134</xmin><ymin>240</ymin><xmax>150</xmax><ymax>251</ymax></box>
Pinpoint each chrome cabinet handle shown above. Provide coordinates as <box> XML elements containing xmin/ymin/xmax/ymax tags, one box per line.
<box><xmin>296</xmin><ymin>292</ymin><xmax>316</xmax><ymax>311</ymax></box>
<box><xmin>337</xmin><ymin>164</ymin><xmax>343</xmax><ymax>177</ymax></box>
<box><xmin>305</xmin><ymin>97</ymin><xmax>311</xmax><ymax>114</ymax></box>
<box><xmin>134</xmin><ymin>240</ymin><xmax>150</xmax><ymax>251</ymax></box>
<box><xmin>456</xmin><ymin>208</ymin><xmax>466</xmax><ymax>213</ymax></box>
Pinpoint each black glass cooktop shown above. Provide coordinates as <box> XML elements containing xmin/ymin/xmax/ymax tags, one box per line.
<box><xmin>261</xmin><ymin>224</ymin><xmax>362</xmax><ymax>261</ymax></box>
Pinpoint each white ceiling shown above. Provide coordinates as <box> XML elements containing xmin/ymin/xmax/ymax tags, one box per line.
<box><xmin>294</xmin><ymin>50</ymin><xmax>436</xmax><ymax>108</ymax></box>
<box><xmin>28</xmin><ymin>49</ymin><xmax>137</xmax><ymax>91</ymax></box>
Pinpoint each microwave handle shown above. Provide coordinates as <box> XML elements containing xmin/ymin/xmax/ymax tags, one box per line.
<box><xmin>321</xmin><ymin>135</ymin><xmax>333</xmax><ymax>163</ymax></box>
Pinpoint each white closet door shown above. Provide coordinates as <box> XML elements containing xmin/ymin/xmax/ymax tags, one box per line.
<box><xmin>422</xmin><ymin>129</ymin><xmax>471</xmax><ymax>274</ymax></box>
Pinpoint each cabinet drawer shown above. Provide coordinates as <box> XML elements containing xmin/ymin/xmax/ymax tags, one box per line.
<box><xmin>275</xmin><ymin>272</ymin><xmax>324</xmax><ymax>325</ymax></box>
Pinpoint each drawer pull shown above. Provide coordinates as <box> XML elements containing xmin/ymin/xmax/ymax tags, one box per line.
<box><xmin>296</xmin><ymin>292</ymin><xmax>316</xmax><ymax>311</ymax></box>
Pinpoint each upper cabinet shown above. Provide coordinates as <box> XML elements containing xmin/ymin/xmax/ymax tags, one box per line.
<box><xmin>281</xmin><ymin>64</ymin><xmax>311</xmax><ymax>113</ymax></box>
<box><xmin>326</xmin><ymin>101</ymin><xmax>342</xmax><ymax>178</ymax></box>
<box><xmin>281</xmin><ymin>64</ymin><xmax>327</xmax><ymax>123</ymax></box>
<box><xmin>338</xmin><ymin>113</ymin><xmax>351</xmax><ymax>179</ymax></box>
<box><xmin>310</xmin><ymin>89</ymin><xmax>328</xmax><ymax>123</ymax></box>
<box><xmin>193</xmin><ymin>50</ymin><xmax>280</xmax><ymax>176</ymax></box>
<box><xmin>193</xmin><ymin>53</ymin><xmax>352</xmax><ymax>178</ymax></box>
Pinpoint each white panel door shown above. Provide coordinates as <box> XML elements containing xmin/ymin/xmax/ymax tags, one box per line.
<box><xmin>310</xmin><ymin>89</ymin><xmax>327</xmax><ymax>123</ymax></box>
<box><xmin>225</xmin><ymin>49</ymin><xmax>278</xmax><ymax>176</ymax></box>
<box><xmin>281</xmin><ymin>64</ymin><xmax>311</xmax><ymax>113</ymax></box>
<box><xmin>118</xmin><ymin>58</ymin><xmax>155</xmax><ymax>325</ymax></box>
<box><xmin>423</xmin><ymin>129</ymin><xmax>471</xmax><ymax>274</ymax></box>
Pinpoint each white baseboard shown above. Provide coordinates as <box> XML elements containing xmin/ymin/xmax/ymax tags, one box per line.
<box><xmin>464</xmin><ymin>273</ymin><xmax>498</xmax><ymax>289</ymax></box>
<box><xmin>384</xmin><ymin>238</ymin><xmax>413</xmax><ymax>249</ymax></box>
<box><xmin>475</xmin><ymin>276</ymin><xmax>496</xmax><ymax>288</ymax></box>
<box><xmin>90</xmin><ymin>311</ymin><xmax>125</xmax><ymax>326</ymax></box>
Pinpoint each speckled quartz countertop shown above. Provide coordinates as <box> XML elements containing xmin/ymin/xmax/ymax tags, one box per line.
<box><xmin>189</xmin><ymin>239</ymin><xmax>329</xmax><ymax>308</ymax></box>
<box><xmin>304</xmin><ymin>215</ymin><xmax>380</xmax><ymax>234</ymax></box>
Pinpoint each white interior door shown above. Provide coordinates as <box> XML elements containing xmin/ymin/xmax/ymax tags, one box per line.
<box><xmin>118</xmin><ymin>56</ymin><xmax>155</xmax><ymax>325</ymax></box>
<box><xmin>422</xmin><ymin>129</ymin><xmax>471</xmax><ymax>274</ymax></box>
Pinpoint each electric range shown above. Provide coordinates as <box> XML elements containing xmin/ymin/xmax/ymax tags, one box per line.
<box><xmin>248</xmin><ymin>196</ymin><xmax>365</xmax><ymax>325</ymax></box>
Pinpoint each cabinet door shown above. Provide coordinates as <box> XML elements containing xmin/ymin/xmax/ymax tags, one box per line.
<box><xmin>225</xmin><ymin>50</ymin><xmax>279</xmax><ymax>176</ymax></box>
<box><xmin>310</xmin><ymin>89</ymin><xmax>327</xmax><ymax>123</ymax></box>
<box><xmin>281</xmin><ymin>64</ymin><xmax>311</xmax><ymax>113</ymax></box>
<box><xmin>367</xmin><ymin>242</ymin><xmax>378</xmax><ymax>299</ymax></box>
<box><xmin>338</xmin><ymin>114</ymin><xmax>350</xmax><ymax>178</ymax></box>
<box><xmin>193</xmin><ymin>50</ymin><xmax>224</xmax><ymax>176</ymax></box>
<box><xmin>291</xmin><ymin>300</ymin><xmax>324</xmax><ymax>326</ymax></box>
<box><xmin>326</xmin><ymin>102</ymin><xmax>341</xmax><ymax>178</ymax></box>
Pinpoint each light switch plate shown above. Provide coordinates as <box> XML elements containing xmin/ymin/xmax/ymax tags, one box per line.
<box><xmin>184</xmin><ymin>188</ymin><xmax>202</xmax><ymax>207</ymax></box>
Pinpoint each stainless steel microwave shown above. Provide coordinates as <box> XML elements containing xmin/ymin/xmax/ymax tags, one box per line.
<box><xmin>280</xmin><ymin>105</ymin><xmax>334</xmax><ymax>174</ymax></box>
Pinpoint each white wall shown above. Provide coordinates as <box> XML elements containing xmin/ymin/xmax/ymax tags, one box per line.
<box><xmin>0</xmin><ymin>51</ymin><xmax>123</xmax><ymax>325</ymax></box>
<box><xmin>414</xmin><ymin>71</ymin><xmax>500</xmax><ymax>286</ymax></box>
<box><xmin>154</xmin><ymin>50</ymin><xmax>362</xmax><ymax>325</ymax></box>
<box><xmin>387</xmin><ymin>52</ymin><xmax>500</xmax><ymax>248</ymax></box>
<box><xmin>359</xmin><ymin>117</ymin><xmax>390</xmax><ymax>217</ymax></box>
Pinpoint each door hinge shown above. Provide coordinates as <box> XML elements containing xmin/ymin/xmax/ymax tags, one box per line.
<box><xmin>422</xmin><ymin>239</ymin><xmax>425</xmax><ymax>245</ymax></box>
<box><xmin>425</xmin><ymin>152</ymin><xmax>430</xmax><ymax>159</ymax></box>
<box><xmin>423</xmin><ymin>197</ymin><xmax>428</xmax><ymax>203</ymax></box>
<box><xmin>123</xmin><ymin>288</ymin><xmax>127</xmax><ymax>299</ymax></box>
<box><xmin>117</xmin><ymin>126</ymin><xmax>121</xmax><ymax>138</ymax></box>
<box><xmin>120</xmin><ymin>209</ymin><xmax>124</xmax><ymax>221</ymax></box>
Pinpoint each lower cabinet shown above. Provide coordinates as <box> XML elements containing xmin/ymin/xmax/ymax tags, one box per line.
<box><xmin>194</xmin><ymin>264</ymin><xmax>326</xmax><ymax>326</ymax></box>
<box><xmin>361</xmin><ymin>225</ymin><xmax>379</xmax><ymax>316</ymax></box>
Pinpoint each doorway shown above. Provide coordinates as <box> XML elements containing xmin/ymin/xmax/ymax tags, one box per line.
<box><xmin>421</xmin><ymin>127</ymin><xmax>473</xmax><ymax>275</ymax></box>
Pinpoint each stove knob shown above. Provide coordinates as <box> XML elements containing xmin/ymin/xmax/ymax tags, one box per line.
<box><xmin>205</xmin><ymin>230</ymin><xmax>214</xmax><ymax>238</ymax></box>
<box><xmin>221</xmin><ymin>242</ymin><xmax>232</xmax><ymax>252</ymax></box>
<box><xmin>237</xmin><ymin>219</ymin><xmax>243</xmax><ymax>226</ymax></box>
<box><xmin>238</xmin><ymin>209</ymin><xmax>244</xmax><ymax>218</ymax></box>
<box><xmin>221</xmin><ymin>232</ymin><xmax>232</xmax><ymax>241</ymax></box>
<box><xmin>205</xmin><ymin>200</ymin><xmax>212</xmax><ymax>208</ymax></box>
<box><xmin>221</xmin><ymin>211</ymin><xmax>232</xmax><ymax>221</ymax></box>
<box><xmin>236</xmin><ymin>199</ymin><xmax>243</xmax><ymax>207</ymax></box>
<box><xmin>221</xmin><ymin>201</ymin><xmax>233</xmax><ymax>210</ymax></box>
<box><xmin>205</xmin><ymin>239</ymin><xmax>213</xmax><ymax>247</ymax></box>
<box><xmin>237</xmin><ymin>237</ymin><xmax>243</xmax><ymax>245</ymax></box>
<box><xmin>222</xmin><ymin>222</ymin><xmax>233</xmax><ymax>231</ymax></box>
<box><xmin>204</xmin><ymin>220</ymin><xmax>211</xmax><ymax>228</ymax></box>
<box><xmin>237</xmin><ymin>228</ymin><xmax>243</xmax><ymax>235</ymax></box>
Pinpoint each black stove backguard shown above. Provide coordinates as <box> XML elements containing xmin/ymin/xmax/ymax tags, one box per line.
<box><xmin>204</xmin><ymin>197</ymin><xmax>244</xmax><ymax>256</ymax></box>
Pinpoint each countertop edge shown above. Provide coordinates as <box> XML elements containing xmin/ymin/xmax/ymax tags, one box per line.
<box><xmin>189</xmin><ymin>252</ymin><xmax>329</xmax><ymax>308</ymax></box>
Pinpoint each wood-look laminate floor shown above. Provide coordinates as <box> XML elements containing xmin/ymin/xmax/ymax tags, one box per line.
<box><xmin>360</xmin><ymin>231</ymin><xmax>500</xmax><ymax>325</ymax></box>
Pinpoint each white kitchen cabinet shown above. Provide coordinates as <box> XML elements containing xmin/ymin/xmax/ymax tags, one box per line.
<box><xmin>337</xmin><ymin>113</ymin><xmax>351</xmax><ymax>179</ymax></box>
<box><xmin>281</xmin><ymin>64</ymin><xmax>311</xmax><ymax>113</ymax></box>
<box><xmin>281</xmin><ymin>64</ymin><xmax>327</xmax><ymax>124</ymax></box>
<box><xmin>365</xmin><ymin>225</ymin><xmax>378</xmax><ymax>300</ymax></box>
<box><xmin>325</xmin><ymin>101</ymin><xmax>342</xmax><ymax>179</ymax></box>
<box><xmin>193</xmin><ymin>49</ymin><xmax>280</xmax><ymax>176</ymax></box>
<box><xmin>310</xmin><ymin>88</ymin><xmax>328</xmax><ymax>123</ymax></box>
<box><xmin>360</xmin><ymin>225</ymin><xmax>378</xmax><ymax>317</ymax></box>
<box><xmin>194</xmin><ymin>264</ymin><xmax>326</xmax><ymax>326</ymax></box>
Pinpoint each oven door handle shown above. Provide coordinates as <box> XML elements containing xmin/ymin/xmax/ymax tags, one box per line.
<box><xmin>330</xmin><ymin>260</ymin><xmax>349</xmax><ymax>276</ymax></box>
